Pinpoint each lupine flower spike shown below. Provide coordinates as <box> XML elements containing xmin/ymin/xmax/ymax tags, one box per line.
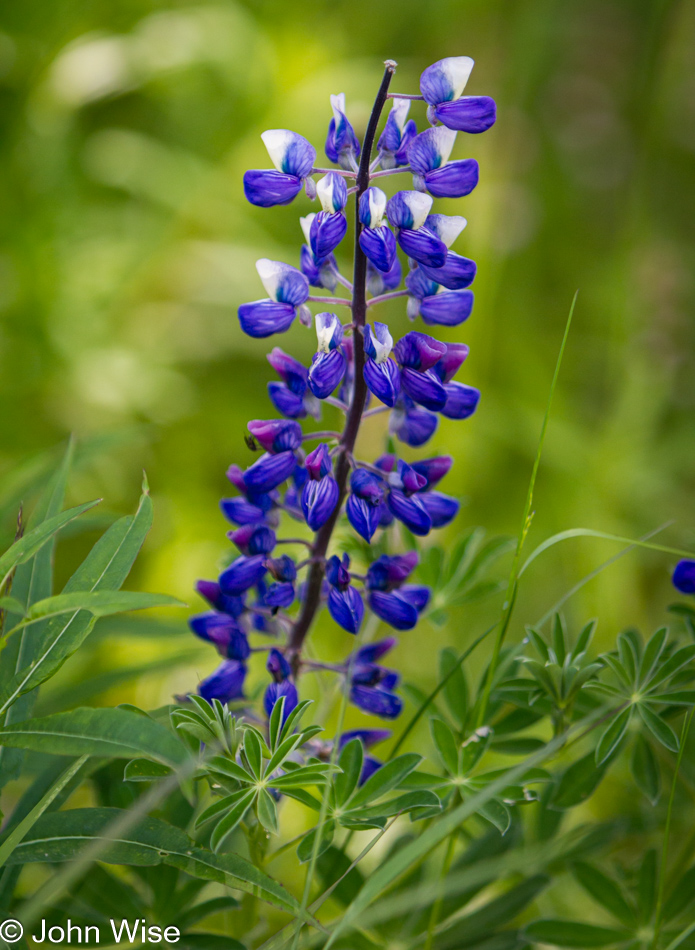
<box><xmin>189</xmin><ymin>55</ymin><xmax>495</xmax><ymax>753</ymax></box>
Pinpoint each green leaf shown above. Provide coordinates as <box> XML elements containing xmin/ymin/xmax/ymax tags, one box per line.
<box><xmin>265</xmin><ymin>731</ymin><xmax>305</xmax><ymax>777</ymax></box>
<box><xmin>595</xmin><ymin>707</ymin><xmax>631</xmax><ymax>766</ymax></box>
<box><xmin>348</xmin><ymin>790</ymin><xmax>441</xmax><ymax>821</ymax></box>
<box><xmin>630</xmin><ymin>734</ymin><xmax>660</xmax><ymax>804</ymax></box>
<box><xmin>316</xmin><ymin>846</ymin><xmax>365</xmax><ymax>907</ymax></box>
<box><xmin>6</xmin><ymin>807</ymin><xmax>190</xmax><ymax>866</ymax></box>
<box><xmin>0</xmin><ymin>500</ymin><xmax>100</xmax><ymax>588</ymax></box>
<box><xmin>3</xmin><ymin>590</ymin><xmax>184</xmax><ymax>636</ymax></box>
<box><xmin>196</xmin><ymin>791</ymin><xmax>250</xmax><ymax>828</ymax></box>
<box><xmin>269</xmin><ymin>764</ymin><xmax>334</xmax><ymax>790</ymax></box>
<box><xmin>210</xmin><ymin>789</ymin><xmax>256</xmax><ymax>851</ymax></box>
<box><xmin>171</xmin><ymin>896</ymin><xmax>240</xmax><ymax>931</ymax></box>
<box><xmin>123</xmin><ymin>759</ymin><xmax>173</xmax><ymax>782</ymax></box>
<box><xmin>348</xmin><ymin>754</ymin><xmax>421</xmax><ymax>810</ymax></box>
<box><xmin>256</xmin><ymin>788</ymin><xmax>279</xmax><ymax>835</ymax></box>
<box><xmin>662</xmin><ymin>865</ymin><xmax>695</xmax><ymax>923</ymax></box>
<box><xmin>646</xmin><ymin>644</ymin><xmax>695</xmax><ymax>692</ymax></box>
<box><xmin>431</xmin><ymin>718</ymin><xmax>459</xmax><ymax>775</ymax></box>
<box><xmin>553</xmin><ymin>614</ymin><xmax>567</xmax><ymax>665</ymax></box>
<box><xmin>525</xmin><ymin>920</ymin><xmax>629</xmax><ymax>947</ymax></box>
<box><xmin>439</xmin><ymin>646</ymin><xmax>468</xmax><ymax>728</ymax></box>
<box><xmin>617</xmin><ymin>632</ymin><xmax>638</xmax><ymax>685</ymax></box>
<box><xmin>297</xmin><ymin>821</ymin><xmax>335</xmax><ymax>864</ymax></box>
<box><xmin>477</xmin><ymin>798</ymin><xmax>511</xmax><ymax>835</ymax></box>
<box><xmin>638</xmin><ymin>704</ymin><xmax>679</xmax><ymax>751</ymax></box>
<box><xmin>243</xmin><ymin>728</ymin><xmax>262</xmax><ymax>779</ymax></box>
<box><xmin>334</xmin><ymin>738</ymin><xmax>363</xmax><ymax>808</ymax></box>
<box><xmin>176</xmin><ymin>934</ymin><xmax>245</xmax><ymax>950</ymax></box>
<box><xmin>648</xmin><ymin>690</ymin><xmax>695</xmax><ymax>705</ymax></box>
<box><xmin>437</xmin><ymin>875</ymin><xmax>548</xmax><ymax>949</ymax></box>
<box><xmin>572</xmin><ymin>862</ymin><xmax>635</xmax><ymax>926</ymax></box>
<box><xmin>637</xmin><ymin>849</ymin><xmax>657</xmax><ymax>924</ymax></box>
<box><xmin>571</xmin><ymin>620</ymin><xmax>597</xmax><ymax>663</ymax></box>
<box><xmin>206</xmin><ymin>755</ymin><xmax>253</xmax><ymax>785</ymax></box>
<box><xmin>0</xmin><ymin>707</ymin><xmax>188</xmax><ymax>766</ymax></box>
<box><xmin>526</xmin><ymin>626</ymin><xmax>550</xmax><ymax>662</ymax></box>
<box><xmin>268</xmin><ymin>695</ymin><xmax>286</xmax><ymax>751</ymax></box>
<box><xmin>553</xmin><ymin>752</ymin><xmax>607</xmax><ymax>809</ymax></box>
<box><xmin>639</xmin><ymin>628</ymin><xmax>668</xmax><ymax>685</ymax></box>
<box><xmin>492</xmin><ymin>737</ymin><xmax>546</xmax><ymax>755</ymax></box>
<box><xmin>0</xmin><ymin>486</ymin><xmax>154</xmax><ymax>716</ymax></box>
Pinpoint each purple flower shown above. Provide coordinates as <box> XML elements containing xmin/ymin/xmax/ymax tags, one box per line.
<box><xmin>346</xmin><ymin>468</ymin><xmax>385</xmax><ymax>542</ymax></box>
<box><xmin>326</xmin><ymin>554</ymin><xmax>364</xmax><ymax>634</ymax></box>
<box><xmin>386</xmin><ymin>191</ymin><xmax>447</xmax><ymax>267</ymax></box>
<box><xmin>196</xmin><ymin>579</ymin><xmax>246</xmax><ymax>617</ymax></box>
<box><xmin>199</xmin><ymin>659</ymin><xmax>247</xmax><ymax>704</ymax></box>
<box><xmin>267</xmin><ymin>647</ymin><xmax>292</xmax><ymax>682</ymax></box>
<box><xmin>420</xmin><ymin>56</ymin><xmax>496</xmax><ymax>132</ymax></box>
<box><xmin>248</xmin><ymin>419</ymin><xmax>303</xmax><ymax>454</ymax></box>
<box><xmin>219</xmin><ymin>554</ymin><xmax>268</xmax><ymax>596</ymax></box>
<box><xmin>387</xmin><ymin>489</ymin><xmax>432</xmax><ymax>536</ymax></box>
<box><xmin>267</xmin><ymin>347</ymin><xmax>320</xmax><ymax>420</ymax></box>
<box><xmin>394</xmin><ymin>331</ymin><xmax>448</xmax><ymax>411</ymax></box>
<box><xmin>302</xmin><ymin>443</ymin><xmax>339</xmax><ymax>530</ymax></box>
<box><xmin>220</xmin><ymin>497</ymin><xmax>270</xmax><ymax>526</ymax></box>
<box><xmin>390</xmin><ymin>394</ymin><xmax>439</xmax><ymax>447</ymax></box>
<box><xmin>366</xmin><ymin>553</ymin><xmax>419</xmax><ymax>591</ymax></box>
<box><xmin>243</xmin><ymin>130</ymin><xmax>316</xmax><ymax>208</ymax></box>
<box><xmin>338</xmin><ymin>728</ymin><xmax>392</xmax><ymax>750</ymax></box>
<box><xmin>673</xmin><ymin>559</ymin><xmax>695</xmax><ymax>595</ymax></box>
<box><xmin>358</xmin><ymin>188</ymin><xmax>397</xmax><ymax>273</ymax></box>
<box><xmin>228</xmin><ymin>523</ymin><xmax>276</xmax><ymax>556</ymax></box>
<box><xmin>243</xmin><ymin>451</ymin><xmax>298</xmax><ymax>493</ymax></box>
<box><xmin>362</xmin><ymin>323</ymin><xmax>400</xmax><ymax>408</ymax></box>
<box><xmin>418</xmin><ymin>491</ymin><xmax>460</xmax><ymax>528</ymax></box>
<box><xmin>238</xmin><ymin>260</ymin><xmax>310</xmax><ymax>339</ymax></box>
<box><xmin>189</xmin><ymin>611</ymin><xmax>251</xmax><ymax>660</ymax></box>
<box><xmin>326</xmin><ymin>93</ymin><xmax>361</xmax><ymax>170</ymax></box>
<box><xmin>350</xmin><ymin>685</ymin><xmax>402</xmax><ymax>719</ymax></box>
<box><xmin>310</xmin><ymin>211</ymin><xmax>348</xmax><ymax>260</ymax></box>
<box><xmin>265</xmin><ymin>582</ymin><xmax>295</xmax><ymax>609</ymax></box>
<box><xmin>367</xmin><ymin>257</ymin><xmax>402</xmax><ymax>296</ymax></box>
<box><xmin>441</xmin><ymin>382</ymin><xmax>480</xmax><ymax>419</ymax></box>
<box><xmin>266</xmin><ymin>554</ymin><xmax>297</xmax><ymax>583</ymax></box>
<box><xmin>308</xmin><ymin>312</ymin><xmax>347</xmax><ymax>399</ymax></box>
<box><xmin>410</xmin><ymin>456</ymin><xmax>453</xmax><ymax>489</ymax></box>
<box><xmin>432</xmin><ymin>343</ymin><xmax>470</xmax><ymax>383</ymax></box>
<box><xmin>264</xmin><ymin>680</ymin><xmax>298</xmax><ymax>721</ymax></box>
<box><xmin>378</xmin><ymin>98</ymin><xmax>417</xmax><ymax>168</ymax></box>
<box><xmin>408</xmin><ymin>126</ymin><xmax>479</xmax><ymax>199</ymax></box>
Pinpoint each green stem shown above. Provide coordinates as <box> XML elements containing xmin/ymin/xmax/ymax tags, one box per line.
<box><xmin>653</xmin><ymin>707</ymin><xmax>694</xmax><ymax>947</ymax></box>
<box><xmin>424</xmin><ymin>826</ymin><xmax>457</xmax><ymax>950</ymax></box>
<box><xmin>476</xmin><ymin>291</ymin><xmax>577</xmax><ymax>729</ymax></box>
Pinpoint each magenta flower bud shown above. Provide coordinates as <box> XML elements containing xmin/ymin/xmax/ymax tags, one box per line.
<box><xmin>410</xmin><ymin>457</ymin><xmax>453</xmax><ymax>488</ymax></box>
<box><xmin>248</xmin><ymin>419</ymin><xmax>303</xmax><ymax>453</ymax></box>
<box><xmin>305</xmin><ymin>443</ymin><xmax>333</xmax><ymax>480</ymax></box>
<box><xmin>395</xmin><ymin>332</ymin><xmax>447</xmax><ymax>371</ymax></box>
<box><xmin>433</xmin><ymin>344</ymin><xmax>470</xmax><ymax>383</ymax></box>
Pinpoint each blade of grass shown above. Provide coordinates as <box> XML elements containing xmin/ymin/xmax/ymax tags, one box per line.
<box><xmin>476</xmin><ymin>291</ymin><xmax>577</xmax><ymax>729</ymax></box>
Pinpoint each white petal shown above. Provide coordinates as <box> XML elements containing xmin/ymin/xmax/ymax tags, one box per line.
<box><xmin>316</xmin><ymin>174</ymin><xmax>335</xmax><ymax>213</ymax></box>
<box><xmin>430</xmin><ymin>215</ymin><xmax>467</xmax><ymax>247</ymax></box>
<box><xmin>368</xmin><ymin>187</ymin><xmax>387</xmax><ymax>228</ymax></box>
<box><xmin>433</xmin><ymin>126</ymin><xmax>457</xmax><ymax>164</ymax></box>
<box><xmin>300</xmin><ymin>214</ymin><xmax>315</xmax><ymax>245</ymax></box>
<box><xmin>256</xmin><ymin>258</ymin><xmax>284</xmax><ymax>299</ymax></box>
<box><xmin>261</xmin><ymin>129</ymin><xmax>296</xmax><ymax>172</ymax></box>
<box><xmin>441</xmin><ymin>56</ymin><xmax>474</xmax><ymax>99</ymax></box>
<box><xmin>405</xmin><ymin>192</ymin><xmax>434</xmax><ymax>230</ymax></box>
<box><xmin>390</xmin><ymin>97</ymin><xmax>411</xmax><ymax>131</ymax></box>
<box><xmin>315</xmin><ymin>311</ymin><xmax>340</xmax><ymax>352</ymax></box>
<box><xmin>330</xmin><ymin>92</ymin><xmax>346</xmax><ymax>122</ymax></box>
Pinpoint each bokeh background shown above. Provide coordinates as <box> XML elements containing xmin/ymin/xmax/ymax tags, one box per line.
<box><xmin>0</xmin><ymin>0</ymin><xmax>694</xmax><ymax>740</ymax></box>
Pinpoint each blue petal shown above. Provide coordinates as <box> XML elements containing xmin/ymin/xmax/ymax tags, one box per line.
<box><xmin>305</xmin><ymin>442</ymin><xmax>332</xmax><ymax>480</ymax></box>
<box><xmin>238</xmin><ymin>300</ymin><xmax>296</xmax><ymax>338</ymax></box>
<box><xmin>310</xmin><ymin>211</ymin><xmax>348</xmax><ymax>260</ymax></box>
<box><xmin>301</xmin><ymin>475</ymin><xmax>339</xmax><ymax>530</ymax></box>
<box><xmin>268</xmin><ymin>382</ymin><xmax>307</xmax><ymax>419</ymax></box>
<box><xmin>397</xmin><ymin>227</ymin><xmax>447</xmax><ymax>268</ymax></box>
<box><xmin>408</xmin><ymin>127</ymin><xmax>457</xmax><ymax>175</ymax></box>
<box><xmin>387</xmin><ymin>490</ymin><xmax>433</xmax><ymax>536</ymax></box>
<box><xmin>405</xmin><ymin>265</ymin><xmax>440</xmax><ymax>300</ymax></box>
<box><xmin>248</xmin><ymin>419</ymin><xmax>302</xmax><ymax>453</ymax></box>
<box><xmin>410</xmin><ymin>456</ymin><xmax>453</xmax><ymax>488</ymax></box>
<box><xmin>199</xmin><ymin>660</ymin><xmax>247</xmax><ymax>704</ymax></box>
<box><xmin>418</xmin><ymin>492</ymin><xmax>460</xmax><ymax>528</ymax></box>
<box><xmin>350</xmin><ymin>468</ymin><xmax>385</xmax><ymax>503</ymax></box>
<box><xmin>243</xmin><ymin>170</ymin><xmax>303</xmax><ymax>207</ymax></box>
<box><xmin>386</xmin><ymin>191</ymin><xmax>433</xmax><ymax>230</ymax></box>
<box><xmin>420</xmin><ymin>57</ymin><xmax>474</xmax><ymax>105</ymax></box>
<box><xmin>346</xmin><ymin>494</ymin><xmax>381</xmax><ymax>542</ymax></box>
<box><xmin>367</xmin><ymin>257</ymin><xmax>402</xmax><ymax>295</ymax></box>
<box><xmin>359</xmin><ymin>226</ymin><xmax>397</xmax><ymax>273</ymax></box>
<box><xmin>328</xmin><ymin>586</ymin><xmax>364</xmax><ymax>634</ymax></box>
<box><xmin>261</xmin><ymin>129</ymin><xmax>316</xmax><ymax>178</ymax></box>
<box><xmin>395</xmin><ymin>120</ymin><xmax>418</xmax><ymax>166</ymax></box>
<box><xmin>424</xmin><ymin>160</ymin><xmax>479</xmax><ymax>198</ymax></box>
<box><xmin>394</xmin><ymin>331</ymin><xmax>447</xmax><ymax>371</ymax></box>
<box><xmin>400</xmin><ymin>367</ymin><xmax>447</xmax><ymax>411</ymax></box>
<box><xmin>421</xmin><ymin>253</ymin><xmax>476</xmax><ymax>290</ymax></box>
<box><xmin>420</xmin><ymin>290</ymin><xmax>474</xmax><ymax>327</ymax></box>
<box><xmin>433</xmin><ymin>96</ymin><xmax>497</xmax><ymax>133</ymax></box>
<box><xmin>189</xmin><ymin>611</ymin><xmax>249</xmax><ymax>657</ymax></box>
<box><xmin>308</xmin><ymin>349</ymin><xmax>347</xmax><ymax>399</ymax></box>
<box><xmin>441</xmin><ymin>382</ymin><xmax>480</xmax><ymax>419</ymax></box>
<box><xmin>228</xmin><ymin>523</ymin><xmax>276</xmax><ymax>555</ymax></box>
<box><xmin>219</xmin><ymin>554</ymin><xmax>267</xmax><ymax>596</ymax></box>
<box><xmin>364</xmin><ymin>359</ymin><xmax>401</xmax><ymax>408</ymax></box>
<box><xmin>264</xmin><ymin>680</ymin><xmax>298</xmax><ymax>721</ymax></box>
<box><xmin>673</xmin><ymin>559</ymin><xmax>695</xmax><ymax>595</ymax></box>
<box><xmin>267</xmin><ymin>647</ymin><xmax>292</xmax><ymax>681</ymax></box>
<box><xmin>368</xmin><ymin>590</ymin><xmax>419</xmax><ymax>630</ymax></box>
<box><xmin>220</xmin><ymin>497</ymin><xmax>268</xmax><ymax>525</ymax></box>
<box><xmin>339</xmin><ymin>728</ymin><xmax>392</xmax><ymax>750</ymax></box>
<box><xmin>243</xmin><ymin>451</ymin><xmax>297</xmax><ymax>493</ymax></box>
<box><xmin>390</xmin><ymin>401</ymin><xmax>439</xmax><ymax>447</ymax></box>
<box><xmin>265</xmin><ymin>581</ymin><xmax>295</xmax><ymax>609</ymax></box>
<box><xmin>399</xmin><ymin>584</ymin><xmax>431</xmax><ymax>612</ymax></box>
<box><xmin>196</xmin><ymin>580</ymin><xmax>246</xmax><ymax>617</ymax></box>
<box><xmin>349</xmin><ymin>685</ymin><xmax>403</xmax><ymax>719</ymax></box>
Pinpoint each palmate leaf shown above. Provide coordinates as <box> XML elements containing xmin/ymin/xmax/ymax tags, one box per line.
<box><xmin>525</xmin><ymin>920</ymin><xmax>629</xmax><ymax>947</ymax></box>
<box><xmin>0</xmin><ymin>482</ymin><xmax>154</xmax><ymax>717</ymax></box>
<box><xmin>630</xmin><ymin>734</ymin><xmax>660</xmax><ymax>804</ymax></box>
<box><xmin>0</xmin><ymin>706</ymin><xmax>188</xmax><ymax>766</ymax></box>
<box><xmin>347</xmin><ymin>754</ymin><xmax>421</xmax><ymax>810</ymax></box>
<box><xmin>637</xmin><ymin>704</ymin><xmax>679</xmax><ymax>751</ymax></box>
<box><xmin>210</xmin><ymin>789</ymin><xmax>256</xmax><ymax>851</ymax></box>
<box><xmin>595</xmin><ymin>707</ymin><xmax>632</xmax><ymax>766</ymax></box>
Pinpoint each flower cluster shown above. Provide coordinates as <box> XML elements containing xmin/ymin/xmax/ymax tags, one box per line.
<box><xmin>187</xmin><ymin>57</ymin><xmax>495</xmax><ymax>748</ymax></box>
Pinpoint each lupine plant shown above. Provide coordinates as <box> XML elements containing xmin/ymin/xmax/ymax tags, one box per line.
<box><xmin>1</xmin><ymin>56</ymin><xmax>695</xmax><ymax>950</ymax></box>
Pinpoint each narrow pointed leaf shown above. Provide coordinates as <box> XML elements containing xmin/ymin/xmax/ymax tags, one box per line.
<box><xmin>348</xmin><ymin>753</ymin><xmax>421</xmax><ymax>809</ymax></box>
<box><xmin>595</xmin><ymin>707</ymin><xmax>631</xmax><ymax>766</ymax></box>
<box><xmin>572</xmin><ymin>861</ymin><xmax>636</xmax><ymax>925</ymax></box>
<box><xmin>630</xmin><ymin>734</ymin><xmax>660</xmax><ymax>804</ymax></box>
<box><xmin>525</xmin><ymin>920</ymin><xmax>629</xmax><ymax>947</ymax></box>
<box><xmin>210</xmin><ymin>789</ymin><xmax>256</xmax><ymax>851</ymax></box>
<box><xmin>334</xmin><ymin>738</ymin><xmax>363</xmax><ymax>807</ymax></box>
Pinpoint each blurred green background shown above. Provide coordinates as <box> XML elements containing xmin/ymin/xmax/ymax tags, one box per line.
<box><xmin>0</xmin><ymin>0</ymin><xmax>694</xmax><ymax>716</ymax></box>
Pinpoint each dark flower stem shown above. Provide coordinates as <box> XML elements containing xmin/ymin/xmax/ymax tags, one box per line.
<box><xmin>286</xmin><ymin>60</ymin><xmax>397</xmax><ymax>668</ymax></box>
